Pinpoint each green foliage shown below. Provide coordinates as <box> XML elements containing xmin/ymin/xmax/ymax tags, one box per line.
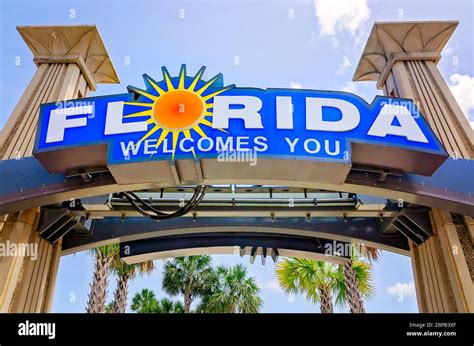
<box><xmin>131</xmin><ymin>288</ymin><xmax>158</xmax><ymax>313</ymax></box>
<box><xmin>155</xmin><ymin>297</ymin><xmax>185</xmax><ymax>314</ymax></box>
<box><xmin>88</xmin><ymin>244</ymin><xmax>119</xmax><ymax>260</ymax></box>
<box><xmin>162</xmin><ymin>255</ymin><xmax>215</xmax><ymax>312</ymax></box>
<box><xmin>275</xmin><ymin>258</ymin><xmax>338</xmax><ymax>305</ymax></box>
<box><xmin>111</xmin><ymin>258</ymin><xmax>155</xmax><ymax>278</ymax></box>
<box><xmin>131</xmin><ymin>288</ymin><xmax>184</xmax><ymax>313</ymax></box>
<box><xmin>275</xmin><ymin>256</ymin><xmax>375</xmax><ymax>312</ymax></box>
<box><xmin>334</xmin><ymin>259</ymin><xmax>375</xmax><ymax>308</ymax></box>
<box><xmin>105</xmin><ymin>301</ymin><xmax>114</xmax><ymax>313</ymax></box>
<box><xmin>197</xmin><ymin>264</ymin><xmax>262</xmax><ymax>313</ymax></box>
<box><xmin>162</xmin><ymin>256</ymin><xmax>214</xmax><ymax>295</ymax></box>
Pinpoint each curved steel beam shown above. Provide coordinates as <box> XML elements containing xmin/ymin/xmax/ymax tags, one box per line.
<box><xmin>119</xmin><ymin>232</ymin><xmax>350</xmax><ymax>265</ymax></box>
<box><xmin>0</xmin><ymin>156</ymin><xmax>473</xmax><ymax>215</ymax></box>
<box><xmin>61</xmin><ymin>216</ymin><xmax>409</xmax><ymax>256</ymax></box>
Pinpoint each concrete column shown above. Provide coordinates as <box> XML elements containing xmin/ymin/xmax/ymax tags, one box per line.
<box><xmin>354</xmin><ymin>21</ymin><xmax>474</xmax><ymax>312</ymax></box>
<box><xmin>0</xmin><ymin>25</ymin><xmax>119</xmax><ymax>312</ymax></box>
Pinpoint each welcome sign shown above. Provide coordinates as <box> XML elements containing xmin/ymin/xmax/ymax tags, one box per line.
<box><xmin>33</xmin><ymin>65</ymin><xmax>447</xmax><ymax>180</ymax></box>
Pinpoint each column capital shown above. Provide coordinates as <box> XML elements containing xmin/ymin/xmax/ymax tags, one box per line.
<box><xmin>17</xmin><ymin>25</ymin><xmax>120</xmax><ymax>89</ymax></box>
<box><xmin>353</xmin><ymin>21</ymin><xmax>458</xmax><ymax>88</ymax></box>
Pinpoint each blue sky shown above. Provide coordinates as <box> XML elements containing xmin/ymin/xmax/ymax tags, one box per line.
<box><xmin>1</xmin><ymin>0</ymin><xmax>473</xmax><ymax>313</ymax></box>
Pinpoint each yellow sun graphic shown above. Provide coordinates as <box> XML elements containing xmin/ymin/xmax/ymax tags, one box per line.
<box><xmin>123</xmin><ymin>65</ymin><xmax>233</xmax><ymax>160</ymax></box>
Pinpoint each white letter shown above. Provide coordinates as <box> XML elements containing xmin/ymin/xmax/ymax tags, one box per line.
<box><xmin>197</xmin><ymin>137</ymin><xmax>214</xmax><ymax>152</ymax></box>
<box><xmin>144</xmin><ymin>139</ymin><xmax>157</xmax><ymax>154</ymax></box>
<box><xmin>325</xmin><ymin>140</ymin><xmax>340</xmax><ymax>156</ymax></box>
<box><xmin>162</xmin><ymin>139</ymin><xmax>173</xmax><ymax>153</ymax></box>
<box><xmin>104</xmin><ymin>101</ymin><xmax>148</xmax><ymax>135</ymax></box>
<box><xmin>18</xmin><ymin>322</ymin><xmax>26</xmax><ymax>336</ymax></box>
<box><xmin>304</xmin><ymin>138</ymin><xmax>321</xmax><ymax>154</ymax></box>
<box><xmin>120</xmin><ymin>141</ymin><xmax>141</xmax><ymax>157</ymax></box>
<box><xmin>368</xmin><ymin>104</ymin><xmax>428</xmax><ymax>143</ymax></box>
<box><xmin>49</xmin><ymin>324</ymin><xmax>55</xmax><ymax>340</ymax></box>
<box><xmin>237</xmin><ymin>137</ymin><xmax>250</xmax><ymax>151</ymax></box>
<box><xmin>285</xmin><ymin>137</ymin><xmax>299</xmax><ymax>152</ymax></box>
<box><xmin>46</xmin><ymin>106</ymin><xmax>91</xmax><ymax>143</ymax></box>
<box><xmin>216</xmin><ymin>137</ymin><xmax>234</xmax><ymax>152</ymax></box>
<box><xmin>212</xmin><ymin>96</ymin><xmax>263</xmax><ymax>129</ymax></box>
<box><xmin>179</xmin><ymin>137</ymin><xmax>195</xmax><ymax>152</ymax></box>
<box><xmin>254</xmin><ymin>136</ymin><xmax>268</xmax><ymax>152</ymax></box>
<box><xmin>306</xmin><ymin>98</ymin><xmax>360</xmax><ymax>132</ymax></box>
<box><xmin>276</xmin><ymin>96</ymin><xmax>293</xmax><ymax>129</ymax></box>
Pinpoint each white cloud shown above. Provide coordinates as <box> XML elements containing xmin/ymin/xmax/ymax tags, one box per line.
<box><xmin>442</xmin><ymin>45</ymin><xmax>454</xmax><ymax>55</ymax></box>
<box><xmin>336</xmin><ymin>56</ymin><xmax>352</xmax><ymax>75</ymax></box>
<box><xmin>257</xmin><ymin>279</ymin><xmax>283</xmax><ymax>293</ymax></box>
<box><xmin>314</xmin><ymin>0</ymin><xmax>370</xmax><ymax>37</ymax></box>
<box><xmin>387</xmin><ymin>281</ymin><xmax>416</xmax><ymax>297</ymax></box>
<box><xmin>290</xmin><ymin>82</ymin><xmax>303</xmax><ymax>89</ymax></box>
<box><xmin>448</xmin><ymin>73</ymin><xmax>474</xmax><ymax>128</ymax></box>
<box><xmin>341</xmin><ymin>81</ymin><xmax>357</xmax><ymax>93</ymax></box>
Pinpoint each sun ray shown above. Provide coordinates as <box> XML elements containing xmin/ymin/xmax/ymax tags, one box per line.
<box><xmin>188</xmin><ymin>66</ymin><xmax>206</xmax><ymax>91</ymax></box>
<box><xmin>144</xmin><ymin>75</ymin><xmax>166</xmax><ymax>96</ymax></box>
<box><xmin>202</xmin><ymin>85</ymin><xmax>233</xmax><ymax>101</ymax></box>
<box><xmin>128</xmin><ymin>86</ymin><xmax>159</xmax><ymax>102</ymax></box>
<box><xmin>124</xmin><ymin>101</ymin><xmax>153</xmax><ymax>107</ymax></box>
<box><xmin>178</xmin><ymin>65</ymin><xmax>186</xmax><ymax>90</ymax></box>
<box><xmin>195</xmin><ymin>73</ymin><xmax>223</xmax><ymax>95</ymax></box>
<box><xmin>155</xmin><ymin>129</ymin><xmax>170</xmax><ymax>149</ymax></box>
<box><xmin>200</xmin><ymin>119</ymin><xmax>213</xmax><ymax>127</ymax></box>
<box><xmin>139</xmin><ymin>125</ymin><xmax>161</xmax><ymax>142</ymax></box>
<box><xmin>123</xmin><ymin>110</ymin><xmax>153</xmax><ymax>118</ymax></box>
<box><xmin>171</xmin><ymin>131</ymin><xmax>179</xmax><ymax>161</ymax></box>
<box><xmin>183</xmin><ymin>129</ymin><xmax>196</xmax><ymax>159</ymax></box>
<box><xmin>200</xmin><ymin>118</ymin><xmax>228</xmax><ymax>134</ymax></box>
<box><xmin>192</xmin><ymin>124</ymin><xmax>208</xmax><ymax>139</ymax></box>
<box><xmin>201</xmin><ymin>118</ymin><xmax>228</xmax><ymax>133</ymax></box>
<box><xmin>162</xmin><ymin>67</ymin><xmax>175</xmax><ymax>92</ymax></box>
<box><xmin>128</xmin><ymin>66</ymin><xmax>236</xmax><ymax>161</ymax></box>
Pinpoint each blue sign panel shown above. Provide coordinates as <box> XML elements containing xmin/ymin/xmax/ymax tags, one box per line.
<box><xmin>34</xmin><ymin>65</ymin><xmax>446</xmax><ymax>169</ymax></box>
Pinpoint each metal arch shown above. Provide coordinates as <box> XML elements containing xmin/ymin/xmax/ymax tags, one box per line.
<box><xmin>0</xmin><ymin>156</ymin><xmax>473</xmax><ymax>216</ymax></box>
<box><xmin>60</xmin><ymin>215</ymin><xmax>410</xmax><ymax>256</ymax></box>
<box><xmin>119</xmin><ymin>232</ymin><xmax>351</xmax><ymax>265</ymax></box>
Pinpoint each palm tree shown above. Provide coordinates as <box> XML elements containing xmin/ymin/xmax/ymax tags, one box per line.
<box><xmin>275</xmin><ymin>258</ymin><xmax>338</xmax><ymax>313</ymax></box>
<box><xmin>363</xmin><ymin>246</ymin><xmax>381</xmax><ymax>263</ymax></box>
<box><xmin>131</xmin><ymin>289</ymin><xmax>185</xmax><ymax>313</ymax></box>
<box><xmin>111</xmin><ymin>259</ymin><xmax>155</xmax><ymax>313</ymax></box>
<box><xmin>335</xmin><ymin>258</ymin><xmax>375</xmax><ymax>313</ymax></box>
<box><xmin>341</xmin><ymin>245</ymin><xmax>379</xmax><ymax>313</ymax></box>
<box><xmin>162</xmin><ymin>256</ymin><xmax>215</xmax><ymax>313</ymax></box>
<box><xmin>197</xmin><ymin>264</ymin><xmax>262</xmax><ymax>313</ymax></box>
<box><xmin>155</xmin><ymin>297</ymin><xmax>185</xmax><ymax>313</ymax></box>
<box><xmin>131</xmin><ymin>288</ymin><xmax>159</xmax><ymax>313</ymax></box>
<box><xmin>105</xmin><ymin>301</ymin><xmax>114</xmax><ymax>313</ymax></box>
<box><xmin>86</xmin><ymin>244</ymin><xmax>119</xmax><ymax>313</ymax></box>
